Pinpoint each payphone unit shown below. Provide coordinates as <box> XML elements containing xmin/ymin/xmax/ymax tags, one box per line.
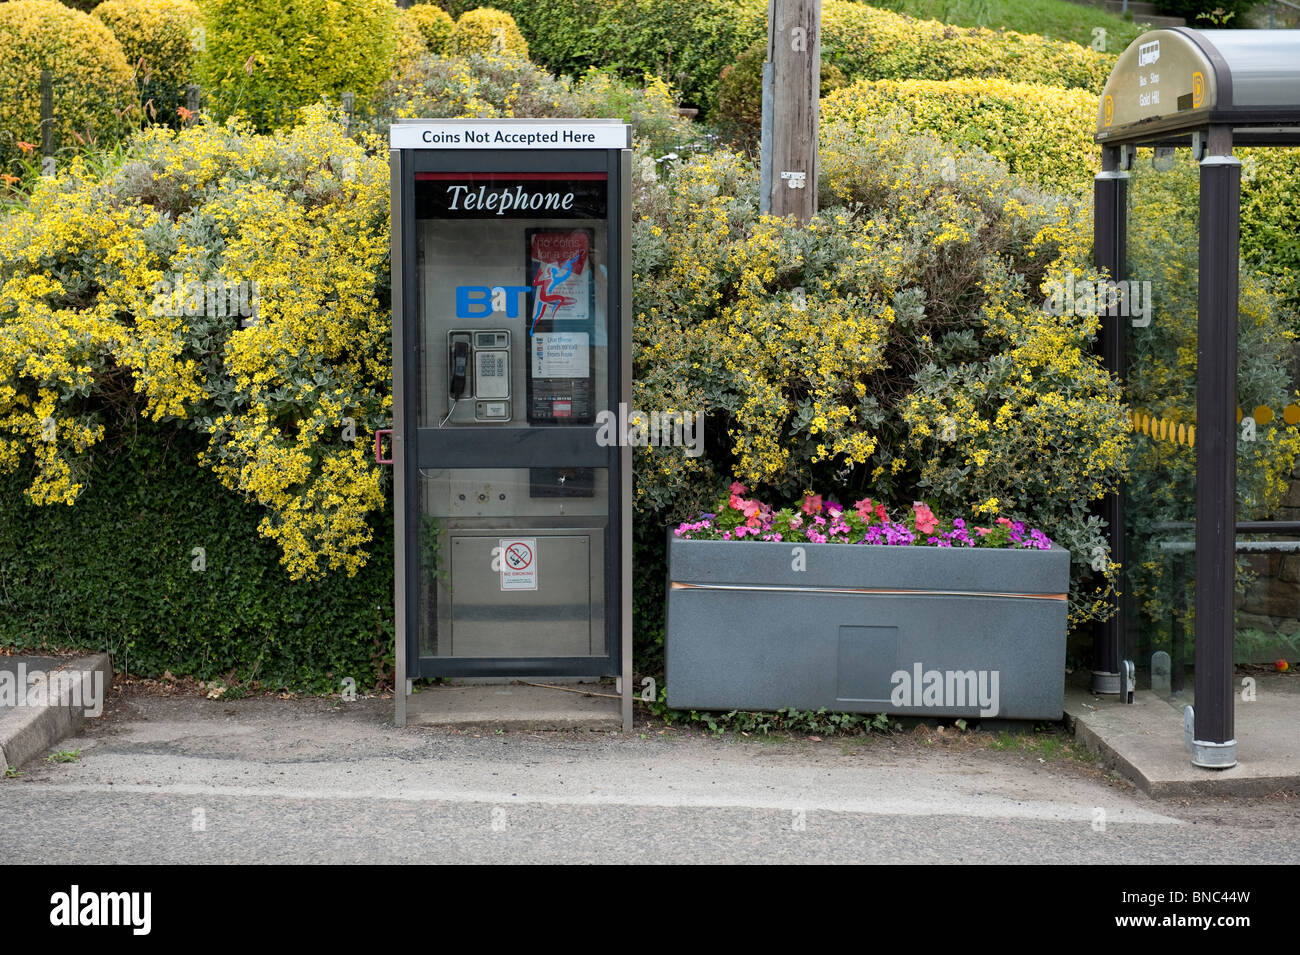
<box><xmin>390</xmin><ymin>120</ymin><xmax>633</xmax><ymax>729</ymax></box>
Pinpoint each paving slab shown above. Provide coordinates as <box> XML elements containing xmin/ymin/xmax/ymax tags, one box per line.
<box><xmin>1064</xmin><ymin>672</ymin><xmax>1300</xmax><ymax>797</ymax></box>
<box><xmin>405</xmin><ymin>680</ymin><xmax>622</xmax><ymax>731</ymax></box>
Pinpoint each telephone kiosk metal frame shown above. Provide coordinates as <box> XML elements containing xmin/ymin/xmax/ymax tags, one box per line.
<box><xmin>389</xmin><ymin>119</ymin><xmax>633</xmax><ymax>730</ymax></box>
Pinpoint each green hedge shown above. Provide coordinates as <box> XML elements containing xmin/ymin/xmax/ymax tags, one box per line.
<box><xmin>1155</xmin><ymin>0</ymin><xmax>1262</xmax><ymax>26</ymax></box>
<box><xmin>0</xmin><ymin>421</ymin><xmax>394</xmax><ymax>692</ymax></box>
<box><xmin>0</xmin><ymin>416</ymin><xmax>677</xmax><ymax>683</ymax></box>
<box><xmin>444</xmin><ymin>0</ymin><xmax>766</xmax><ymax>113</ymax></box>
<box><xmin>444</xmin><ymin>0</ymin><xmax>1111</xmax><ymax>115</ymax></box>
<box><xmin>196</xmin><ymin>0</ymin><xmax>398</xmax><ymax>129</ymax></box>
<box><xmin>1241</xmin><ymin>148</ymin><xmax>1300</xmax><ymax>319</ymax></box>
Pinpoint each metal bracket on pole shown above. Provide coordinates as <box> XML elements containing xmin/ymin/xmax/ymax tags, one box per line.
<box><xmin>1190</xmin><ymin>130</ymin><xmax>1209</xmax><ymax>161</ymax></box>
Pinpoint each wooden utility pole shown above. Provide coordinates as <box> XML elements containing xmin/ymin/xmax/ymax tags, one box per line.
<box><xmin>761</xmin><ymin>0</ymin><xmax>820</xmax><ymax>223</ymax></box>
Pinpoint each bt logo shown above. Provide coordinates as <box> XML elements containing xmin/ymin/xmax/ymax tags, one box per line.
<box><xmin>456</xmin><ymin>285</ymin><xmax>530</xmax><ymax>318</ymax></box>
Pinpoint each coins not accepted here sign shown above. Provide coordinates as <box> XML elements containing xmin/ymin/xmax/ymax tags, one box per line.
<box><xmin>499</xmin><ymin>538</ymin><xmax>537</xmax><ymax>590</ymax></box>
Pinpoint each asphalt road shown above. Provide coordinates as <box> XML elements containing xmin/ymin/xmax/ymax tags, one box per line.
<box><xmin>2</xmin><ymin>690</ymin><xmax>1297</xmax><ymax>864</ymax></box>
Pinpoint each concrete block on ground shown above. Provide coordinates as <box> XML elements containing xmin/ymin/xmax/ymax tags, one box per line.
<box><xmin>1065</xmin><ymin>674</ymin><xmax>1300</xmax><ymax>796</ymax></box>
<box><xmin>405</xmin><ymin>681</ymin><xmax>622</xmax><ymax>731</ymax></box>
<box><xmin>0</xmin><ymin>653</ymin><xmax>113</xmax><ymax>769</ymax></box>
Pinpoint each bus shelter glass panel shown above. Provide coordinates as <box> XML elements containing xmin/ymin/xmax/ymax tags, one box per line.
<box><xmin>1121</xmin><ymin>147</ymin><xmax>1199</xmax><ymax>698</ymax></box>
<box><xmin>415</xmin><ymin>172</ymin><xmax>609</xmax><ymax>430</ymax></box>
<box><xmin>1123</xmin><ymin>146</ymin><xmax>1300</xmax><ymax>697</ymax></box>
<box><xmin>1230</xmin><ymin>207</ymin><xmax>1300</xmax><ymax>670</ymax></box>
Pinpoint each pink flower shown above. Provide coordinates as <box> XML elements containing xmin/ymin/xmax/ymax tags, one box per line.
<box><xmin>789</xmin><ymin>514</ymin><xmax>803</xmax><ymax>530</ymax></box>
<box><xmin>801</xmin><ymin>493</ymin><xmax>823</xmax><ymax>515</ymax></box>
<box><xmin>853</xmin><ymin>498</ymin><xmax>891</xmax><ymax>524</ymax></box>
<box><xmin>729</xmin><ymin>492</ymin><xmax>745</xmax><ymax>510</ymax></box>
<box><xmin>730</xmin><ymin>481</ymin><xmax>747</xmax><ymax>495</ymax></box>
<box><xmin>912</xmin><ymin>501</ymin><xmax>939</xmax><ymax>535</ymax></box>
<box><xmin>974</xmin><ymin>526</ymin><xmax>991</xmax><ymax>536</ymax></box>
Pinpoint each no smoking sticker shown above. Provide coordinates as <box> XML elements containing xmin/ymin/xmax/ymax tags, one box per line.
<box><xmin>499</xmin><ymin>538</ymin><xmax>537</xmax><ymax>590</ymax></box>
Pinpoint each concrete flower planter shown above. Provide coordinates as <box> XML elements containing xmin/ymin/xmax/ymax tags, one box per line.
<box><xmin>665</xmin><ymin>535</ymin><xmax>1071</xmax><ymax>720</ymax></box>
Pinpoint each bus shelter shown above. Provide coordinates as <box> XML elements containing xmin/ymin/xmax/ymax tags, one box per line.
<box><xmin>1092</xmin><ymin>29</ymin><xmax>1300</xmax><ymax>768</ymax></box>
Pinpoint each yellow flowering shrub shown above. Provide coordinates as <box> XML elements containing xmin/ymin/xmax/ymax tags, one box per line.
<box><xmin>465</xmin><ymin>0</ymin><xmax>1110</xmax><ymax>114</ymax></box>
<box><xmin>635</xmin><ymin>117</ymin><xmax>1131</xmax><ymax>625</ymax></box>
<box><xmin>452</xmin><ymin>7</ymin><xmax>529</xmax><ymax>58</ymax></box>
<box><xmin>821</xmin><ymin>77</ymin><xmax>1300</xmax><ymax>288</ymax></box>
<box><xmin>93</xmin><ymin>0</ymin><xmax>202</xmax><ymax>94</ymax></box>
<box><xmin>407</xmin><ymin>3</ymin><xmax>455</xmax><ymax>55</ymax></box>
<box><xmin>394</xmin><ymin>11</ymin><xmax>430</xmax><ymax>72</ymax></box>
<box><xmin>196</xmin><ymin>0</ymin><xmax>398</xmax><ymax>130</ymax></box>
<box><xmin>821</xmin><ymin>2</ymin><xmax>1113</xmax><ymax>93</ymax></box>
<box><xmin>1241</xmin><ymin>148</ymin><xmax>1300</xmax><ymax>320</ymax></box>
<box><xmin>821</xmin><ymin>80</ymin><xmax>1298</xmax><ymax>327</ymax></box>
<box><xmin>0</xmin><ymin>0</ymin><xmax>136</xmax><ymax>167</ymax></box>
<box><xmin>822</xmin><ymin>79</ymin><xmax>1100</xmax><ymax>197</ymax></box>
<box><xmin>0</xmin><ymin>107</ymin><xmax>391</xmax><ymax>578</ymax></box>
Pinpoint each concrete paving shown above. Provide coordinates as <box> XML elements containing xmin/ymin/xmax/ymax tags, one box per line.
<box><xmin>1064</xmin><ymin>672</ymin><xmax>1300</xmax><ymax>797</ymax></box>
<box><xmin>7</xmin><ymin>691</ymin><xmax>1300</xmax><ymax>864</ymax></box>
<box><xmin>405</xmin><ymin>680</ymin><xmax>622</xmax><ymax>731</ymax></box>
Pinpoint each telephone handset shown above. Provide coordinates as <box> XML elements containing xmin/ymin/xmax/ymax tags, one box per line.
<box><xmin>450</xmin><ymin>340</ymin><xmax>470</xmax><ymax>398</ymax></box>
